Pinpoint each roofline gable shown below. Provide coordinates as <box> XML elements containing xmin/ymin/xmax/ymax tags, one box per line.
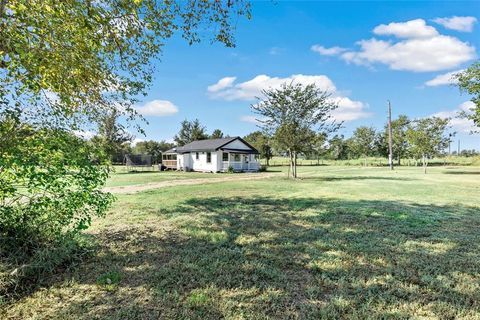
<box><xmin>216</xmin><ymin>137</ymin><xmax>259</xmax><ymax>153</ymax></box>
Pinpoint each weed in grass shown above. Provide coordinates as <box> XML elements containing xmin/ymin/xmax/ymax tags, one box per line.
<box><xmin>96</xmin><ymin>270</ymin><xmax>122</xmax><ymax>291</ymax></box>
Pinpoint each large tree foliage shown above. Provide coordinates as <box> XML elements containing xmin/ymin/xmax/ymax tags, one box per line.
<box><xmin>456</xmin><ymin>62</ymin><xmax>480</xmax><ymax>129</ymax></box>
<box><xmin>244</xmin><ymin>131</ymin><xmax>273</xmax><ymax>165</ymax></box>
<box><xmin>349</xmin><ymin>126</ymin><xmax>378</xmax><ymax>166</ymax></box>
<box><xmin>406</xmin><ymin>117</ymin><xmax>451</xmax><ymax>173</ymax></box>
<box><xmin>252</xmin><ymin>83</ymin><xmax>338</xmax><ymax>178</ymax></box>
<box><xmin>174</xmin><ymin>119</ymin><xmax>209</xmax><ymax>146</ymax></box>
<box><xmin>0</xmin><ymin>0</ymin><xmax>251</xmax><ymax>127</ymax></box>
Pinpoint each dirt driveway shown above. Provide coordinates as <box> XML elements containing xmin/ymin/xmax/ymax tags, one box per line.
<box><xmin>104</xmin><ymin>172</ymin><xmax>278</xmax><ymax>194</ymax></box>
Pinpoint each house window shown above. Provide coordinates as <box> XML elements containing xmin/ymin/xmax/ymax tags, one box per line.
<box><xmin>222</xmin><ymin>152</ymin><xmax>228</xmax><ymax>161</ymax></box>
<box><xmin>234</xmin><ymin>154</ymin><xmax>240</xmax><ymax>162</ymax></box>
<box><xmin>196</xmin><ymin>152</ymin><xmax>199</xmax><ymax>160</ymax></box>
<box><xmin>206</xmin><ymin>152</ymin><xmax>211</xmax><ymax>163</ymax></box>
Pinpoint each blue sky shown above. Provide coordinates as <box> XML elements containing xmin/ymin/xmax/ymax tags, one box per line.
<box><xmin>134</xmin><ymin>1</ymin><xmax>480</xmax><ymax>150</ymax></box>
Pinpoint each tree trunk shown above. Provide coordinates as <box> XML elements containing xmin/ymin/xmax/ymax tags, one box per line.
<box><xmin>422</xmin><ymin>154</ymin><xmax>427</xmax><ymax>174</ymax></box>
<box><xmin>293</xmin><ymin>151</ymin><xmax>297</xmax><ymax>178</ymax></box>
<box><xmin>397</xmin><ymin>155</ymin><xmax>401</xmax><ymax>166</ymax></box>
<box><xmin>288</xmin><ymin>150</ymin><xmax>293</xmax><ymax>179</ymax></box>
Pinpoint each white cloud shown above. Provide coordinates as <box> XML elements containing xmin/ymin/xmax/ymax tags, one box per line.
<box><xmin>424</xmin><ymin>69</ymin><xmax>463</xmax><ymax>87</ymax></box>
<box><xmin>208</xmin><ymin>74</ymin><xmax>370</xmax><ymax>122</ymax></box>
<box><xmin>374</xmin><ymin>19</ymin><xmax>439</xmax><ymax>39</ymax></box>
<box><xmin>433</xmin><ymin>16</ymin><xmax>477</xmax><ymax>32</ymax></box>
<box><xmin>73</xmin><ymin>130</ymin><xmax>95</xmax><ymax>140</ymax></box>
<box><xmin>332</xmin><ymin>19</ymin><xmax>476</xmax><ymax>72</ymax></box>
<box><xmin>331</xmin><ymin>98</ymin><xmax>372</xmax><ymax>121</ymax></box>
<box><xmin>311</xmin><ymin>45</ymin><xmax>347</xmax><ymax>56</ymax></box>
<box><xmin>131</xmin><ymin>138</ymin><xmax>145</xmax><ymax>146</ymax></box>
<box><xmin>432</xmin><ymin>101</ymin><xmax>476</xmax><ymax>133</ymax></box>
<box><xmin>207</xmin><ymin>77</ymin><xmax>236</xmax><ymax>92</ymax></box>
<box><xmin>240</xmin><ymin>115</ymin><xmax>262</xmax><ymax>124</ymax></box>
<box><xmin>208</xmin><ymin>74</ymin><xmax>336</xmax><ymax>101</ymax></box>
<box><xmin>269</xmin><ymin>47</ymin><xmax>284</xmax><ymax>55</ymax></box>
<box><xmin>135</xmin><ymin>100</ymin><xmax>179</xmax><ymax>117</ymax></box>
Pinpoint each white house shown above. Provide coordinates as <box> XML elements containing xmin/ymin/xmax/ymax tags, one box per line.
<box><xmin>162</xmin><ymin>137</ymin><xmax>261</xmax><ymax>173</ymax></box>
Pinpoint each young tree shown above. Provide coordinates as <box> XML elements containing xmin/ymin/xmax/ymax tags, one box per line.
<box><xmin>210</xmin><ymin>129</ymin><xmax>225</xmax><ymax>139</ymax></box>
<box><xmin>378</xmin><ymin>115</ymin><xmax>410</xmax><ymax>165</ymax></box>
<box><xmin>456</xmin><ymin>62</ymin><xmax>480</xmax><ymax>129</ymax></box>
<box><xmin>91</xmin><ymin>109</ymin><xmax>133</xmax><ymax>163</ymax></box>
<box><xmin>252</xmin><ymin>83</ymin><xmax>338</xmax><ymax>178</ymax></box>
<box><xmin>406</xmin><ymin>117</ymin><xmax>451</xmax><ymax>173</ymax></box>
<box><xmin>349</xmin><ymin>126</ymin><xmax>378</xmax><ymax>166</ymax></box>
<box><xmin>174</xmin><ymin>119</ymin><xmax>209</xmax><ymax>146</ymax></box>
<box><xmin>244</xmin><ymin>131</ymin><xmax>273</xmax><ymax>166</ymax></box>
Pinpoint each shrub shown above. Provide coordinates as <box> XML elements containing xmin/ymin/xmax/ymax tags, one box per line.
<box><xmin>227</xmin><ymin>166</ymin><xmax>235</xmax><ymax>173</ymax></box>
<box><xmin>0</xmin><ymin>111</ymin><xmax>114</xmax><ymax>297</ymax></box>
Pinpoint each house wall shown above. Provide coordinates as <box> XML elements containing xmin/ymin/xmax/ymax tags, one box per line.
<box><xmin>183</xmin><ymin>151</ymin><xmax>221</xmax><ymax>172</ymax></box>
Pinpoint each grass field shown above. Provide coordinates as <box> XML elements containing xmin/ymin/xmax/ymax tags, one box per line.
<box><xmin>2</xmin><ymin>166</ymin><xmax>480</xmax><ymax>319</ymax></box>
<box><xmin>262</xmin><ymin>155</ymin><xmax>480</xmax><ymax>167</ymax></box>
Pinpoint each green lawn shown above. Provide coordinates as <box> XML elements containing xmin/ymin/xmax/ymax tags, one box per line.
<box><xmin>106</xmin><ymin>166</ymin><xmax>229</xmax><ymax>187</ymax></box>
<box><xmin>3</xmin><ymin>166</ymin><xmax>480</xmax><ymax>319</ymax></box>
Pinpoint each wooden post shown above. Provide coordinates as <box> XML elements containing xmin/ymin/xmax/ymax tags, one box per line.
<box><xmin>387</xmin><ymin>100</ymin><xmax>394</xmax><ymax>170</ymax></box>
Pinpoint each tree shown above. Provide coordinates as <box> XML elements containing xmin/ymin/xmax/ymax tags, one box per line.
<box><xmin>252</xmin><ymin>83</ymin><xmax>338</xmax><ymax>178</ymax></box>
<box><xmin>210</xmin><ymin>129</ymin><xmax>224</xmax><ymax>139</ymax></box>
<box><xmin>378</xmin><ymin>115</ymin><xmax>410</xmax><ymax>165</ymax></box>
<box><xmin>133</xmin><ymin>140</ymin><xmax>174</xmax><ymax>164</ymax></box>
<box><xmin>244</xmin><ymin>131</ymin><xmax>273</xmax><ymax>166</ymax></box>
<box><xmin>91</xmin><ymin>109</ymin><xmax>133</xmax><ymax>163</ymax></box>
<box><xmin>326</xmin><ymin>135</ymin><xmax>350</xmax><ymax>160</ymax></box>
<box><xmin>456</xmin><ymin>62</ymin><xmax>480</xmax><ymax>129</ymax></box>
<box><xmin>349</xmin><ymin>126</ymin><xmax>378</xmax><ymax>166</ymax></box>
<box><xmin>307</xmin><ymin>132</ymin><xmax>328</xmax><ymax>164</ymax></box>
<box><xmin>174</xmin><ymin>119</ymin><xmax>209</xmax><ymax>146</ymax></box>
<box><xmin>406</xmin><ymin>117</ymin><xmax>451</xmax><ymax>173</ymax></box>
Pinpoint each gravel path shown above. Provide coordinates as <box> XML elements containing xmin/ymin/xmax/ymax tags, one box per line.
<box><xmin>104</xmin><ymin>173</ymin><xmax>278</xmax><ymax>194</ymax></box>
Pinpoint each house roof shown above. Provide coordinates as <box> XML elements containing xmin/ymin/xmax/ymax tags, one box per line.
<box><xmin>164</xmin><ymin>137</ymin><xmax>259</xmax><ymax>154</ymax></box>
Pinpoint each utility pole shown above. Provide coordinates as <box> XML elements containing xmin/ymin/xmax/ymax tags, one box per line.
<box><xmin>387</xmin><ymin>100</ymin><xmax>394</xmax><ymax>170</ymax></box>
<box><xmin>458</xmin><ymin>140</ymin><xmax>461</xmax><ymax>155</ymax></box>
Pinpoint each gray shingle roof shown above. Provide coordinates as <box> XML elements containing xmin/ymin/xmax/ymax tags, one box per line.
<box><xmin>164</xmin><ymin>137</ymin><xmax>258</xmax><ymax>154</ymax></box>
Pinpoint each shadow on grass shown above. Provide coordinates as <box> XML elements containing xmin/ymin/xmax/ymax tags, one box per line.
<box><xmin>3</xmin><ymin>197</ymin><xmax>480</xmax><ymax>319</ymax></box>
<box><xmin>299</xmin><ymin>176</ymin><xmax>416</xmax><ymax>182</ymax></box>
<box><xmin>443</xmin><ymin>171</ymin><xmax>480</xmax><ymax>175</ymax></box>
